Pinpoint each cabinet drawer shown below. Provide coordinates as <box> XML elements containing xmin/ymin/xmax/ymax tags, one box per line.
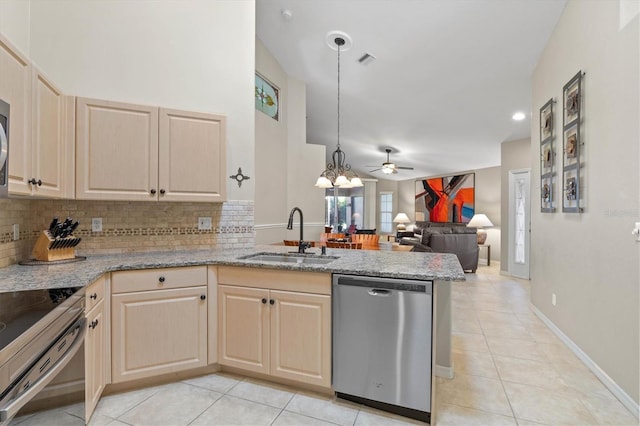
<box><xmin>111</xmin><ymin>266</ymin><xmax>207</xmax><ymax>294</ymax></box>
<box><xmin>218</xmin><ymin>266</ymin><xmax>331</xmax><ymax>295</ymax></box>
<box><xmin>85</xmin><ymin>275</ymin><xmax>106</xmax><ymax>311</ymax></box>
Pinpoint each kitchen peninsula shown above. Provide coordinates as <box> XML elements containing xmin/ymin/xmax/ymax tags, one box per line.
<box><xmin>0</xmin><ymin>246</ymin><xmax>463</xmax><ymax>423</ymax></box>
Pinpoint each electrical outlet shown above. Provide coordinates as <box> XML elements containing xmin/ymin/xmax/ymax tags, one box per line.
<box><xmin>552</xmin><ymin>293</ymin><xmax>557</xmax><ymax>306</ymax></box>
<box><xmin>91</xmin><ymin>218</ymin><xmax>103</xmax><ymax>233</ymax></box>
<box><xmin>12</xmin><ymin>224</ymin><xmax>19</xmax><ymax>241</ymax></box>
<box><xmin>198</xmin><ymin>217</ymin><xmax>212</xmax><ymax>231</ymax></box>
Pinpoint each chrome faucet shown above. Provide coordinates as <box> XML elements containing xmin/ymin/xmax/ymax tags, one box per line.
<box><xmin>287</xmin><ymin>207</ymin><xmax>310</xmax><ymax>253</ymax></box>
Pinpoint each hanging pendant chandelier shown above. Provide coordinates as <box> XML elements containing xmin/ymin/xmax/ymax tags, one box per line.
<box><xmin>315</xmin><ymin>33</ymin><xmax>363</xmax><ymax>189</ymax></box>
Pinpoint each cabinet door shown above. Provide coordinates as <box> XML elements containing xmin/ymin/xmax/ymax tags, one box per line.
<box><xmin>218</xmin><ymin>285</ymin><xmax>269</xmax><ymax>374</ymax></box>
<box><xmin>76</xmin><ymin>97</ymin><xmax>158</xmax><ymax>200</ymax></box>
<box><xmin>270</xmin><ymin>290</ymin><xmax>331</xmax><ymax>387</ymax></box>
<box><xmin>0</xmin><ymin>35</ymin><xmax>32</xmax><ymax>195</ymax></box>
<box><xmin>158</xmin><ymin>108</ymin><xmax>226</xmax><ymax>202</ymax></box>
<box><xmin>31</xmin><ymin>67</ymin><xmax>67</xmax><ymax>198</ymax></box>
<box><xmin>111</xmin><ymin>286</ymin><xmax>207</xmax><ymax>383</ymax></box>
<box><xmin>85</xmin><ymin>299</ymin><xmax>105</xmax><ymax>423</ymax></box>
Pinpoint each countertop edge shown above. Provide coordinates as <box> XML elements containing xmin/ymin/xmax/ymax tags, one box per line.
<box><xmin>0</xmin><ymin>246</ymin><xmax>466</xmax><ymax>293</ymax></box>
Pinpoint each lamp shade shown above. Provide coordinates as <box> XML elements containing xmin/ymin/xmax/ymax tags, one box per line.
<box><xmin>350</xmin><ymin>177</ymin><xmax>363</xmax><ymax>187</ymax></box>
<box><xmin>334</xmin><ymin>175</ymin><xmax>349</xmax><ymax>186</ymax></box>
<box><xmin>467</xmin><ymin>213</ymin><xmax>493</xmax><ymax>245</ymax></box>
<box><xmin>467</xmin><ymin>214</ymin><xmax>493</xmax><ymax>228</ymax></box>
<box><xmin>393</xmin><ymin>213</ymin><xmax>411</xmax><ymax>224</ymax></box>
<box><xmin>315</xmin><ymin>176</ymin><xmax>333</xmax><ymax>188</ymax></box>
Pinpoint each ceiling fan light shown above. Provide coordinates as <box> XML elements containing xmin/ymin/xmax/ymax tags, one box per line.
<box><xmin>334</xmin><ymin>175</ymin><xmax>349</xmax><ymax>186</ymax></box>
<box><xmin>350</xmin><ymin>177</ymin><xmax>363</xmax><ymax>187</ymax></box>
<box><xmin>315</xmin><ymin>176</ymin><xmax>333</xmax><ymax>188</ymax></box>
<box><xmin>381</xmin><ymin>167</ymin><xmax>394</xmax><ymax>174</ymax></box>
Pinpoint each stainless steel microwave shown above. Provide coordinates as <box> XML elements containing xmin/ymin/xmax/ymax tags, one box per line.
<box><xmin>0</xmin><ymin>98</ymin><xmax>9</xmax><ymax>198</ymax></box>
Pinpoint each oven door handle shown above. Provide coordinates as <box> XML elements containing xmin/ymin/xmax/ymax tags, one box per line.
<box><xmin>0</xmin><ymin>317</ymin><xmax>86</xmax><ymax>423</ymax></box>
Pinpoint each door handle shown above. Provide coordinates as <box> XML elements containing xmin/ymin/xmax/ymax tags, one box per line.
<box><xmin>368</xmin><ymin>289</ymin><xmax>391</xmax><ymax>296</ymax></box>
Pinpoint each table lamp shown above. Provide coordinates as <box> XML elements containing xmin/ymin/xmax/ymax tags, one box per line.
<box><xmin>393</xmin><ymin>213</ymin><xmax>411</xmax><ymax>231</ymax></box>
<box><xmin>467</xmin><ymin>213</ymin><xmax>493</xmax><ymax>244</ymax></box>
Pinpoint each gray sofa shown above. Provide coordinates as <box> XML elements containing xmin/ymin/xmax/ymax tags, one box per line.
<box><xmin>399</xmin><ymin>221</ymin><xmax>479</xmax><ymax>272</ymax></box>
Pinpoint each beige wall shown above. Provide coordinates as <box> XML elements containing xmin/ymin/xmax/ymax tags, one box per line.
<box><xmin>254</xmin><ymin>39</ymin><xmax>325</xmax><ymax>244</ymax></box>
<box><xmin>0</xmin><ymin>0</ymin><xmax>30</xmax><ymax>52</ymax></box>
<box><xmin>474</xmin><ymin>166</ymin><xmax>501</xmax><ymax>262</ymax></box>
<box><xmin>500</xmin><ymin>138</ymin><xmax>531</xmax><ymax>268</ymax></box>
<box><xmin>531</xmin><ymin>0</ymin><xmax>639</xmax><ymax>407</ymax></box>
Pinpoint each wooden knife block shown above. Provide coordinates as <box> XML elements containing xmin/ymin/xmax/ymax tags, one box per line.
<box><xmin>32</xmin><ymin>231</ymin><xmax>77</xmax><ymax>262</ymax></box>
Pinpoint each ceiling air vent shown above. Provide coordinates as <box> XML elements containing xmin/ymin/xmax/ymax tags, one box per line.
<box><xmin>358</xmin><ymin>53</ymin><xmax>376</xmax><ymax>65</ymax></box>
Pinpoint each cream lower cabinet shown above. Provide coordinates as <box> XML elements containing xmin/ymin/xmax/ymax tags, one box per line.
<box><xmin>218</xmin><ymin>267</ymin><xmax>331</xmax><ymax>388</ymax></box>
<box><xmin>85</xmin><ymin>275</ymin><xmax>109</xmax><ymax>423</ymax></box>
<box><xmin>111</xmin><ymin>267</ymin><xmax>208</xmax><ymax>383</ymax></box>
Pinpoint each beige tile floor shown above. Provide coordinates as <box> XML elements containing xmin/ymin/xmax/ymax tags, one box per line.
<box><xmin>11</xmin><ymin>264</ymin><xmax>639</xmax><ymax>426</ymax></box>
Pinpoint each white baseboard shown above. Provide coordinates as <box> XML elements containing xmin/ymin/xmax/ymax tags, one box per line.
<box><xmin>434</xmin><ymin>364</ymin><xmax>454</xmax><ymax>379</ymax></box>
<box><xmin>531</xmin><ymin>304</ymin><xmax>639</xmax><ymax>419</ymax></box>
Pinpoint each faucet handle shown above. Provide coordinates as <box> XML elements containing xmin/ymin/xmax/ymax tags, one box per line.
<box><xmin>298</xmin><ymin>240</ymin><xmax>311</xmax><ymax>253</ymax></box>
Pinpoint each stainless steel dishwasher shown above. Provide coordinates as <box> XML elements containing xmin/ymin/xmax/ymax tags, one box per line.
<box><xmin>332</xmin><ymin>274</ymin><xmax>433</xmax><ymax>423</ymax></box>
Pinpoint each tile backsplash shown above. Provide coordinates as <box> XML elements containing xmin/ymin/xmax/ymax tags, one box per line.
<box><xmin>0</xmin><ymin>199</ymin><xmax>254</xmax><ymax>268</ymax></box>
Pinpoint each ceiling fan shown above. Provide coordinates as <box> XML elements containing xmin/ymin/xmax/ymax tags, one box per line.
<box><xmin>367</xmin><ymin>148</ymin><xmax>414</xmax><ymax>175</ymax></box>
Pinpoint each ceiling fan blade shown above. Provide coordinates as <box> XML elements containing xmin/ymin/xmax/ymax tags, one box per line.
<box><xmin>369</xmin><ymin>168</ymin><xmax>382</xmax><ymax>173</ymax></box>
<box><xmin>397</xmin><ymin>166</ymin><xmax>414</xmax><ymax>170</ymax></box>
<box><xmin>392</xmin><ymin>168</ymin><xmax>399</xmax><ymax>174</ymax></box>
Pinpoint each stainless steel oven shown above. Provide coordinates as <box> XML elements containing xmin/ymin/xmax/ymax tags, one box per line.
<box><xmin>0</xmin><ymin>287</ymin><xmax>85</xmax><ymax>425</ymax></box>
<box><xmin>0</xmin><ymin>98</ymin><xmax>9</xmax><ymax>198</ymax></box>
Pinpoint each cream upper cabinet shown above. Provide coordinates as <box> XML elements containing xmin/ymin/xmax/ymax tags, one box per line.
<box><xmin>0</xmin><ymin>35</ymin><xmax>31</xmax><ymax>195</ymax></box>
<box><xmin>76</xmin><ymin>97</ymin><xmax>159</xmax><ymax>201</ymax></box>
<box><xmin>0</xmin><ymin>35</ymin><xmax>73</xmax><ymax>198</ymax></box>
<box><xmin>159</xmin><ymin>108</ymin><xmax>226</xmax><ymax>202</ymax></box>
<box><xmin>218</xmin><ymin>267</ymin><xmax>332</xmax><ymax>388</ymax></box>
<box><xmin>76</xmin><ymin>98</ymin><xmax>227</xmax><ymax>202</ymax></box>
<box><xmin>110</xmin><ymin>267</ymin><xmax>208</xmax><ymax>383</ymax></box>
<box><xmin>30</xmin><ymin>68</ymin><xmax>74</xmax><ymax>198</ymax></box>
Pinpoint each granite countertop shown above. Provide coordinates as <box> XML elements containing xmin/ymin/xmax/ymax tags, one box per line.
<box><xmin>0</xmin><ymin>245</ymin><xmax>465</xmax><ymax>293</ymax></box>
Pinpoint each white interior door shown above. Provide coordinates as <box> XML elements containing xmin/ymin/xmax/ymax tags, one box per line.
<box><xmin>508</xmin><ymin>169</ymin><xmax>531</xmax><ymax>279</ymax></box>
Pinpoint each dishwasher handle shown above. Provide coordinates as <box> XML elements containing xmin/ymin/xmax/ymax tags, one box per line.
<box><xmin>334</xmin><ymin>275</ymin><xmax>431</xmax><ymax>294</ymax></box>
<box><xmin>368</xmin><ymin>289</ymin><xmax>391</xmax><ymax>297</ymax></box>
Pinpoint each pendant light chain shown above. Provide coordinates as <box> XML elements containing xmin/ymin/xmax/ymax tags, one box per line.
<box><xmin>337</xmin><ymin>40</ymin><xmax>341</xmax><ymax>151</ymax></box>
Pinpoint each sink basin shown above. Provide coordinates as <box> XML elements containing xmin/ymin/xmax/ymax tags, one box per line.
<box><xmin>239</xmin><ymin>252</ymin><xmax>338</xmax><ymax>265</ymax></box>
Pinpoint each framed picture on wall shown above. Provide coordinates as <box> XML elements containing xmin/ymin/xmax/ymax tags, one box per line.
<box><xmin>562</xmin><ymin>71</ymin><xmax>584</xmax><ymax>213</ymax></box>
<box><xmin>415</xmin><ymin>173</ymin><xmax>475</xmax><ymax>223</ymax></box>
<box><xmin>539</xmin><ymin>98</ymin><xmax>556</xmax><ymax>212</ymax></box>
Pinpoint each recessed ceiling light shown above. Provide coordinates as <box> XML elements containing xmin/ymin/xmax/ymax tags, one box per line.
<box><xmin>512</xmin><ymin>112</ymin><xmax>526</xmax><ymax>121</ymax></box>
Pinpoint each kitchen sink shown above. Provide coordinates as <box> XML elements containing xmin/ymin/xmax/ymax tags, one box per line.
<box><xmin>239</xmin><ymin>252</ymin><xmax>339</xmax><ymax>265</ymax></box>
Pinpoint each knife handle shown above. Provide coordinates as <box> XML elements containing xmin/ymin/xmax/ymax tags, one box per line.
<box><xmin>48</xmin><ymin>217</ymin><xmax>59</xmax><ymax>232</ymax></box>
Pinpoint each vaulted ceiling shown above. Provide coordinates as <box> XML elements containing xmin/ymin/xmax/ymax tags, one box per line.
<box><xmin>256</xmin><ymin>0</ymin><xmax>567</xmax><ymax>180</ymax></box>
